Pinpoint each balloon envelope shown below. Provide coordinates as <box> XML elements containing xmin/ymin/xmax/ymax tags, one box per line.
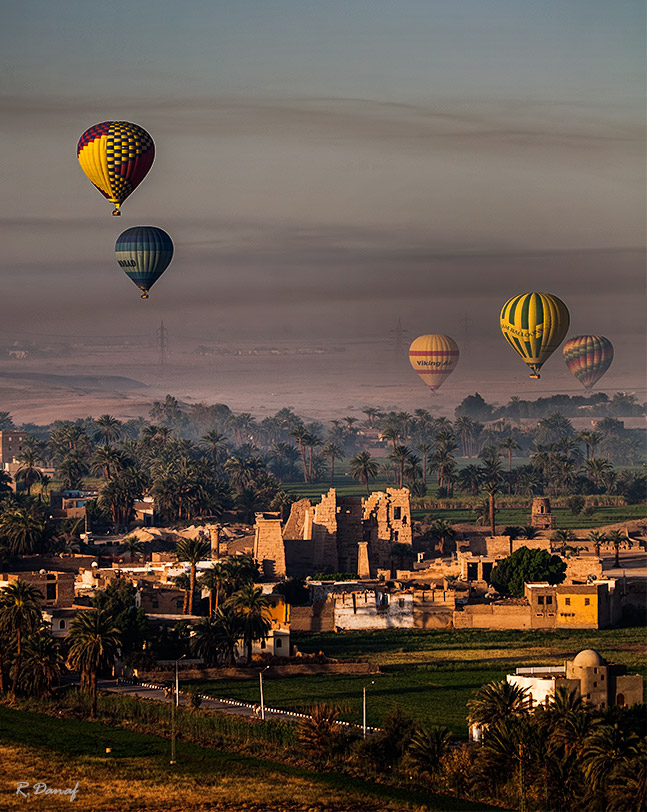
<box><xmin>77</xmin><ymin>121</ymin><xmax>155</xmax><ymax>215</ymax></box>
<box><xmin>563</xmin><ymin>335</ymin><xmax>613</xmax><ymax>389</ymax></box>
<box><xmin>500</xmin><ymin>292</ymin><xmax>569</xmax><ymax>378</ymax></box>
<box><xmin>115</xmin><ymin>226</ymin><xmax>174</xmax><ymax>299</ymax></box>
<box><xmin>409</xmin><ymin>335</ymin><xmax>459</xmax><ymax>392</ymax></box>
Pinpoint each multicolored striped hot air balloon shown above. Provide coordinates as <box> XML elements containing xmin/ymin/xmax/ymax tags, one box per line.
<box><xmin>563</xmin><ymin>335</ymin><xmax>614</xmax><ymax>390</ymax></box>
<box><xmin>409</xmin><ymin>335</ymin><xmax>460</xmax><ymax>393</ymax></box>
<box><xmin>77</xmin><ymin>122</ymin><xmax>155</xmax><ymax>215</ymax></box>
<box><xmin>500</xmin><ymin>292</ymin><xmax>569</xmax><ymax>379</ymax></box>
<box><xmin>115</xmin><ymin>226</ymin><xmax>174</xmax><ymax>299</ymax></box>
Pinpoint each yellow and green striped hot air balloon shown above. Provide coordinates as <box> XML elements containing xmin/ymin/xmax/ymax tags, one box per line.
<box><xmin>500</xmin><ymin>292</ymin><xmax>569</xmax><ymax>379</ymax></box>
<box><xmin>409</xmin><ymin>334</ymin><xmax>460</xmax><ymax>393</ymax></box>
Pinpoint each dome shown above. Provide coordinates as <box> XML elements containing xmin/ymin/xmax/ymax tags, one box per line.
<box><xmin>573</xmin><ymin>649</ymin><xmax>606</xmax><ymax>668</ymax></box>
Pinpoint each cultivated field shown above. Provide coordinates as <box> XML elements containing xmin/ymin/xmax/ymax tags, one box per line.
<box><xmin>191</xmin><ymin>627</ymin><xmax>647</xmax><ymax>736</ymax></box>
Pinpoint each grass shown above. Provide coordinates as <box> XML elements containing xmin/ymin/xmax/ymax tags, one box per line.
<box><xmin>190</xmin><ymin>627</ymin><xmax>647</xmax><ymax>738</ymax></box>
<box><xmin>0</xmin><ymin>705</ymin><xmax>496</xmax><ymax>811</ymax></box>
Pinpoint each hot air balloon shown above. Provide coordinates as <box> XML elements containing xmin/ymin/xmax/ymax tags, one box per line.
<box><xmin>115</xmin><ymin>226</ymin><xmax>173</xmax><ymax>299</ymax></box>
<box><xmin>563</xmin><ymin>335</ymin><xmax>613</xmax><ymax>390</ymax></box>
<box><xmin>77</xmin><ymin>122</ymin><xmax>155</xmax><ymax>215</ymax></box>
<box><xmin>409</xmin><ymin>335</ymin><xmax>459</xmax><ymax>393</ymax></box>
<box><xmin>500</xmin><ymin>292</ymin><xmax>569</xmax><ymax>379</ymax></box>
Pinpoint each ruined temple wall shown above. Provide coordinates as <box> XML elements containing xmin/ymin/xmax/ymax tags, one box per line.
<box><xmin>312</xmin><ymin>489</ymin><xmax>339</xmax><ymax>571</ymax></box>
<box><xmin>284</xmin><ymin>538</ymin><xmax>317</xmax><ymax>578</ymax></box>
<box><xmin>282</xmin><ymin>498</ymin><xmax>313</xmax><ymax>541</ymax></box>
<box><xmin>253</xmin><ymin>518</ymin><xmax>286</xmax><ymax>579</ymax></box>
<box><xmin>336</xmin><ymin>497</ymin><xmax>365</xmax><ymax>573</ymax></box>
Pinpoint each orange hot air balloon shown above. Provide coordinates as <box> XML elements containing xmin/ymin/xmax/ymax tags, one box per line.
<box><xmin>409</xmin><ymin>335</ymin><xmax>460</xmax><ymax>393</ymax></box>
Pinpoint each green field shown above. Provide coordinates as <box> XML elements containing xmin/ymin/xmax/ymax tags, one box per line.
<box><xmin>190</xmin><ymin>627</ymin><xmax>647</xmax><ymax>737</ymax></box>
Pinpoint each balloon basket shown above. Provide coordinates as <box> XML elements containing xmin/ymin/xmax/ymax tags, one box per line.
<box><xmin>112</xmin><ymin>209</ymin><xmax>121</xmax><ymax>216</ymax></box>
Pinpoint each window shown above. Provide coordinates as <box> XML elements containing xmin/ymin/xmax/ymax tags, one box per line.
<box><xmin>538</xmin><ymin>596</ymin><xmax>544</xmax><ymax>605</ymax></box>
<box><xmin>46</xmin><ymin>583</ymin><xmax>56</xmax><ymax>601</ymax></box>
<box><xmin>393</xmin><ymin>507</ymin><xmax>402</xmax><ymax>520</ymax></box>
<box><xmin>398</xmin><ymin>599</ymin><xmax>405</xmax><ymax>608</ymax></box>
<box><xmin>151</xmin><ymin>600</ymin><xmax>159</xmax><ymax>608</ymax></box>
<box><xmin>593</xmin><ymin>682</ymin><xmax>597</xmax><ymax>688</ymax></box>
<box><xmin>565</xmin><ymin>598</ymin><xmax>571</xmax><ymax>606</ymax></box>
<box><xmin>393</xmin><ymin>531</ymin><xmax>399</xmax><ymax>542</ymax></box>
<box><xmin>59</xmin><ymin>620</ymin><xmax>66</xmax><ymax>630</ymax></box>
<box><xmin>584</xmin><ymin>598</ymin><xmax>590</xmax><ymax>606</ymax></box>
<box><xmin>260</xmin><ymin>640</ymin><xmax>266</xmax><ymax>649</ymax></box>
<box><xmin>546</xmin><ymin>596</ymin><xmax>552</xmax><ymax>605</ymax></box>
<box><xmin>275</xmin><ymin>638</ymin><xmax>282</xmax><ymax>648</ymax></box>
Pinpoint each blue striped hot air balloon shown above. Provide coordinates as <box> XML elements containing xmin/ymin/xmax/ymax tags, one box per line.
<box><xmin>115</xmin><ymin>226</ymin><xmax>174</xmax><ymax>299</ymax></box>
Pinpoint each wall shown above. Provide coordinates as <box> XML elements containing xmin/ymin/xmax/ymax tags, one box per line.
<box><xmin>253</xmin><ymin>516</ymin><xmax>286</xmax><ymax>578</ymax></box>
<box><xmin>453</xmin><ymin>602</ymin><xmax>532</xmax><ymax>629</ymax></box>
<box><xmin>289</xmin><ymin>599</ymin><xmax>335</xmax><ymax>633</ymax></box>
<box><xmin>333</xmin><ymin>590</ymin><xmax>414</xmax><ymax>631</ymax></box>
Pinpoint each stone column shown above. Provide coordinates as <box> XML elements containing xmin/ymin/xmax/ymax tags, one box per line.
<box><xmin>357</xmin><ymin>541</ymin><xmax>371</xmax><ymax>579</ymax></box>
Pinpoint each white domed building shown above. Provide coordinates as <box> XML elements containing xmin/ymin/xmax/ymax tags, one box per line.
<box><xmin>506</xmin><ymin>648</ymin><xmax>643</xmax><ymax>710</ymax></box>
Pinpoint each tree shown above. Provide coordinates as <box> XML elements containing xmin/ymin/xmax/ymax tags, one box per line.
<box><xmin>120</xmin><ymin>535</ymin><xmax>145</xmax><ymax>562</ymax></box>
<box><xmin>389</xmin><ymin>445</ymin><xmax>411</xmax><ymax>488</ymax></box>
<box><xmin>175</xmin><ymin>537</ymin><xmax>211</xmax><ymax>614</ymax></box>
<box><xmin>607</xmin><ymin>529</ymin><xmax>628</xmax><ymax>568</ymax></box>
<box><xmin>288</xmin><ymin>425</ymin><xmax>310</xmax><ymax>483</ymax></box>
<box><xmin>191</xmin><ymin>610</ymin><xmax>243</xmax><ymax>666</ymax></box>
<box><xmin>67</xmin><ymin>609</ymin><xmax>121</xmax><ymax>717</ymax></box>
<box><xmin>198</xmin><ymin>562</ymin><xmax>229</xmax><ymax>615</ymax></box>
<box><xmin>0</xmin><ymin>504</ymin><xmax>49</xmax><ymax>556</ymax></box>
<box><xmin>348</xmin><ymin>452</ymin><xmax>379</xmax><ymax>496</ymax></box>
<box><xmin>430</xmin><ymin>518</ymin><xmax>455</xmax><ymax>556</ymax></box>
<box><xmin>499</xmin><ymin>437</ymin><xmax>520</xmax><ymax>494</ymax></box>
<box><xmin>21</xmin><ymin>630</ymin><xmax>63</xmax><ymax>698</ymax></box>
<box><xmin>226</xmin><ymin>584</ymin><xmax>271</xmax><ymax>664</ymax></box>
<box><xmin>407</xmin><ymin>724</ymin><xmax>453</xmax><ymax>778</ymax></box>
<box><xmin>467</xmin><ymin>680</ymin><xmax>530</xmax><ymax>728</ymax></box>
<box><xmin>0</xmin><ymin>579</ymin><xmax>43</xmax><ymax>696</ymax></box>
<box><xmin>587</xmin><ymin>530</ymin><xmax>607</xmax><ymax>558</ymax></box>
<box><xmin>297</xmin><ymin>704</ymin><xmax>352</xmax><ymax>764</ymax></box>
<box><xmin>482</xmin><ymin>479</ymin><xmax>500</xmax><ymax>537</ymax></box>
<box><xmin>490</xmin><ymin>547</ymin><xmax>566</xmax><ymax>597</ymax></box>
<box><xmin>93</xmin><ymin>414</ymin><xmax>122</xmax><ymax>446</ymax></box>
<box><xmin>322</xmin><ymin>442</ymin><xmax>343</xmax><ymax>488</ymax></box>
<box><xmin>15</xmin><ymin>448</ymin><xmax>43</xmax><ymax>496</ymax></box>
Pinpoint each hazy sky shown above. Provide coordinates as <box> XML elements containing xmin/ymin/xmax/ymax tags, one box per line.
<box><xmin>1</xmin><ymin>1</ymin><xmax>645</xmax><ymax>387</ymax></box>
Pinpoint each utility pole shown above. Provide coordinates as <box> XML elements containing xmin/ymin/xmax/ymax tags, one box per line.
<box><xmin>389</xmin><ymin>318</ymin><xmax>408</xmax><ymax>358</ymax></box>
<box><xmin>157</xmin><ymin>320</ymin><xmax>169</xmax><ymax>367</ymax></box>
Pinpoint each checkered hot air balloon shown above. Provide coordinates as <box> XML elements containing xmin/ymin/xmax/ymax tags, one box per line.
<box><xmin>563</xmin><ymin>335</ymin><xmax>614</xmax><ymax>390</ymax></box>
<box><xmin>77</xmin><ymin>121</ymin><xmax>155</xmax><ymax>215</ymax></box>
<box><xmin>115</xmin><ymin>226</ymin><xmax>174</xmax><ymax>299</ymax></box>
<box><xmin>500</xmin><ymin>292</ymin><xmax>570</xmax><ymax>379</ymax></box>
<box><xmin>408</xmin><ymin>335</ymin><xmax>460</xmax><ymax>393</ymax></box>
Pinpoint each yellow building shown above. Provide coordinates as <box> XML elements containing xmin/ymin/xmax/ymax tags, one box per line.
<box><xmin>525</xmin><ymin>580</ymin><xmax>621</xmax><ymax>629</ymax></box>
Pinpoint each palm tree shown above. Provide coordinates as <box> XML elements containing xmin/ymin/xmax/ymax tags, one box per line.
<box><xmin>467</xmin><ymin>680</ymin><xmax>530</xmax><ymax>728</ymax></box>
<box><xmin>172</xmin><ymin>573</ymin><xmax>191</xmax><ymax>614</ymax></box>
<box><xmin>120</xmin><ymin>535</ymin><xmax>145</xmax><ymax>562</ymax></box>
<box><xmin>499</xmin><ymin>437</ymin><xmax>520</xmax><ymax>494</ymax></box>
<box><xmin>175</xmin><ymin>537</ymin><xmax>211</xmax><ymax>614</ymax></box>
<box><xmin>519</xmin><ymin>525</ymin><xmax>541</xmax><ymax>540</ymax></box>
<box><xmin>201</xmin><ymin>430</ymin><xmax>229</xmax><ymax>471</ymax></box>
<box><xmin>191</xmin><ymin>608</ymin><xmax>244</xmax><ymax>666</ymax></box>
<box><xmin>577</xmin><ymin>430</ymin><xmax>602</xmax><ymax>462</ymax></box>
<box><xmin>322</xmin><ymin>442</ymin><xmax>343</xmax><ymax>487</ymax></box>
<box><xmin>91</xmin><ymin>445</ymin><xmax>126</xmax><ymax>481</ymax></box>
<box><xmin>349</xmin><ymin>451</ymin><xmax>379</xmax><ymax>496</ymax></box>
<box><xmin>430</xmin><ymin>518</ymin><xmax>455</xmax><ymax>556</ymax></box>
<box><xmin>0</xmin><ymin>504</ymin><xmax>48</xmax><ymax>556</ymax></box>
<box><xmin>21</xmin><ymin>629</ymin><xmax>63</xmax><ymax>697</ymax></box>
<box><xmin>288</xmin><ymin>425</ymin><xmax>310</xmax><ymax>483</ymax></box>
<box><xmin>482</xmin><ymin>480</ymin><xmax>500</xmax><ymax>537</ymax></box>
<box><xmin>581</xmin><ymin>723</ymin><xmax>641</xmax><ymax>808</ymax></box>
<box><xmin>0</xmin><ymin>579</ymin><xmax>43</xmax><ymax>696</ymax></box>
<box><xmin>415</xmin><ymin>442</ymin><xmax>433</xmax><ymax>486</ymax></box>
<box><xmin>381</xmin><ymin>425</ymin><xmax>401</xmax><ymax>452</ymax></box>
<box><xmin>94</xmin><ymin>414</ymin><xmax>122</xmax><ymax>446</ymax></box>
<box><xmin>199</xmin><ymin>562</ymin><xmax>229</xmax><ymax>616</ymax></box>
<box><xmin>390</xmin><ymin>445</ymin><xmax>411</xmax><ymax>488</ymax></box>
<box><xmin>226</xmin><ymin>584</ymin><xmax>272</xmax><ymax>664</ymax></box>
<box><xmin>66</xmin><ymin>609</ymin><xmax>121</xmax><ymax>717</ymax></box>
<box><xmin>585</xmin><ymin>457</ymin><xmax>614</xmax><ymax>490</ymax></box>
<box><xmin>607</xmin><ymin>529</ymin><xmax>627</xmax><ymax>568</ymax></box>
<box><xmin>587</xmin><ymin>530</ymin><xmax>607</xmax><ymax>558</ymax></box>
<box><xmin>407</xmin><ymin>724</ymin><xmax>453</xmax><ymax>777</ymax></box>
<box><xmin>15</xmin><ymin>448</ymin><xmax>43</xmax><ymax>496</ymax></box>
